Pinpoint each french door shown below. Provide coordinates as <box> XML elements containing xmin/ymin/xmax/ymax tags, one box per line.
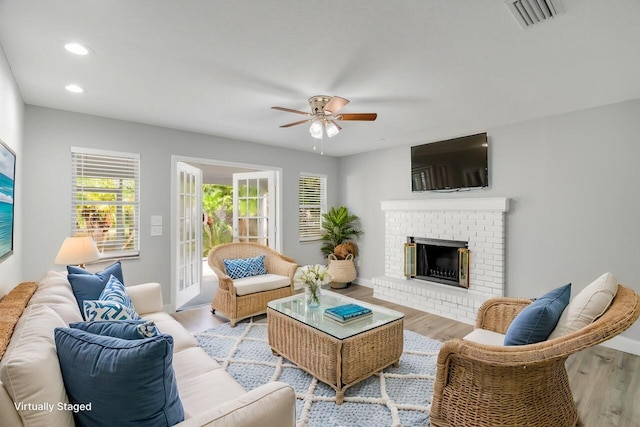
<box><xmin>232</xmin><ymin>171</ymin><xmax>276</xmax><ymax>249</ymax></box>
<box><xmin>175</xmin><ymin>162</ymin><xmax>202</xmax><ymax>308</ymax></box>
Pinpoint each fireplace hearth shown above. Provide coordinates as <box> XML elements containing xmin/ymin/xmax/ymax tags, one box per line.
<box><xmin>405</xmin><ymin>237</ymin><xmax>469</xmax><ymax>288</ymax></box>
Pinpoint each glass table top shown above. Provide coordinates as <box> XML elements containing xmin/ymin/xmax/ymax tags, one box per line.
<box><xmin>267</xmin><ymin>289</ymin><xmax>404</xmax><ymax>340</ymax></box>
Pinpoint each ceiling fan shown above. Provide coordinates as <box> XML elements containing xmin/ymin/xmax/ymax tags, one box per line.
<box><xmin>271</xmin><ymin>95</ymin><xmax>377</xmax><ymax>139</ymax></box>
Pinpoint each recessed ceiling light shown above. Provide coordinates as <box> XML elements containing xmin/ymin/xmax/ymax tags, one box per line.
<box><xmin>64</xmin><ymin>42</ymin><xmax>90</xmax><ymax>56</ymax></box>
<box><xmin>65</xmin><ymin>84</ymin><xmax>84</xmax><ymax>93</ymax></box>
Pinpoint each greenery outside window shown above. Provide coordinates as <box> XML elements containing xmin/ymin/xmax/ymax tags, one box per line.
<box><xmin>299</xmin><ymin>173</ymin><xmax>327</xmax><ymax>242</ymax></box>
<box><xmin>71</xmin><ymin>147</ymin><xmax>140</xmax><ymax>259</ymax></box>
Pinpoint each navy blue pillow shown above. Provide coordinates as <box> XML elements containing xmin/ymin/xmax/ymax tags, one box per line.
<box><xmin>69</xmin><ymin>319</ymin><xmax>159</xmax><ymax>340</ymax></box>
<box><xmin>504</xmin><ymin>283</ymin><xmax>571</xmax><ymax>346</ymax></box>
<box><xmin>67</xmin><ymin>262</ymin><xmax>124</xmax><ymax>319</ymax></box>
<box><xmin>54</xmin><ymin>328</ymin><xmax>184</xmax><ymax>427</ymax></box>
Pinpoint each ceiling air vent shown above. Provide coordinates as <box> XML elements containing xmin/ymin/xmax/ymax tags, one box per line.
<box><xmin>505</xmin><ymin>0</ymin><xmax>565</xmax><ymax>29</ymax></box>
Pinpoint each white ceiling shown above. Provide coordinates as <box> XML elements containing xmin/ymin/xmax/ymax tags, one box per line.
<box><xmin>1</xmin><ymin>0</ymin><xmax>639</xmax><ymax>157</ymax></box>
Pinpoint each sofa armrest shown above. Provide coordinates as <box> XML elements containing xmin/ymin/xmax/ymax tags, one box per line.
<box><xmin>174</xmin><ymin>382</ymin><xmax>295</xmax><ymax>427</ymax></box>
<box><xmin>127</xmin><ymin>282</ymin><xmax>163</xmax><ymax>315</ymax></box>
<box><xmin>475</xmin><ymin>297</ymin><xmax>532</xmax><ymax>334</ymax></box>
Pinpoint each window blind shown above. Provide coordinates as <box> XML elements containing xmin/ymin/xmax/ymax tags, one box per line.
<box><xmin>299</xmin><ymin>173</ymin><xmax>327</xmax><ymax>241</ymax></box>
<box><xmin>71</xmin><ymin>147</ymin><xmax>140</xmax><ymax>259</ymax></box>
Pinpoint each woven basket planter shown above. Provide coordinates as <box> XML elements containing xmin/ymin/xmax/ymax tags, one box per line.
<box><xmin>327</xmin><ymin>254</ymin><xmax>357</xmax><ymax>289</ymax></box>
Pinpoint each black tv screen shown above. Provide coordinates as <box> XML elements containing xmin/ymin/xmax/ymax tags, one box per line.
<box><xmin>411</xmin><ymin>133</ymin><xmax>488</xmax><ymax>191</ymax></box>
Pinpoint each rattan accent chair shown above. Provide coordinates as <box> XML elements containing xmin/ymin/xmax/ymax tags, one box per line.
<box><xmin>208</xmin><ymin>242</ymin><xmax>298</xmax><ymax>326</ymax></box>
<box><xmin>430</xmin><ymin>284</ymin><xmax>640</xmax><ymax>427</ymax></box>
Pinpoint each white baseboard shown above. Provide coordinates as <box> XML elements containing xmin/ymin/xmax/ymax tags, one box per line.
<box><xmin>354</xmin><ymin>277</ymin><xmax>373</xmax><ymax>288</ymax></box>
<box><xmin>600</xmin><ymin>335</ymin><xmax>640</xmax><ymax>356</ymax></box>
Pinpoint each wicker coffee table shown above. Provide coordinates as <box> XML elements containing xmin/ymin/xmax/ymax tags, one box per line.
<box><xmin>267</xmin><ymin>290</ymin><xmax>404</xmax><ymax>404</ymax></box>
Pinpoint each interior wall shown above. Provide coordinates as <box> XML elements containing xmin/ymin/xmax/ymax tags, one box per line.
<box><xmin>0</xmin><ymin>45</ymin><xmax>24</xmax><ymax>295</ymax></box>
<box><xmin>338</xmin><ymin>99</ymin><xmax>640</xmax><ymax>341</ymax></box>
<box><xmin>23</xmin><ymin>106</ymin><xmax>338</xmax><ymax>305</ymax></box>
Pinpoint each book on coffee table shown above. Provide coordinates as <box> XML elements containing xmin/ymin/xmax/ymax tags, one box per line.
<box><xmin>324</xmin><ymin>304</ymin><xmax>372</xmax><ymax>322</ymax></box>
<box><xmin>324</xmin><ymin>310</ymin><xmax>373</xmax><ymax>325</ymax></box>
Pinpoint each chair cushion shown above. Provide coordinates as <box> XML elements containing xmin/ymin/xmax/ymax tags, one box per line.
<box><xmin>548</xmin><ymin>272</ymin><xmax>618</xmax><ymax>339</ymax></box>
<box><xmin>54</xmin><ymin>327</ymin><xmax>184</xmax><ymax>427</ymax></box>
<box><xmin>233</xmin><ymin>274</ymin><xmax>291</xmax><ymax>296</ymax></box>
<box><xmin>504</xmin><ymin>283</ymin><xmax>571</xmax><ymax>346</ymax></box>
<box><xmin>70</xmin><ymin>319</ymin><xmax>159</xmax><ymax>340</ymax></box>
<box><xmin>223</xmin><ymin>255</ymin><xmax>267</xmax><ymax>279</ymax></box>
<box><xmin>0</xmin><ymin>305</ymin><xmax>75</xmax><ymax>427</ymax></box>
<box><xmin>67</xmin><ymin>261</ymin><xmax>124</xmax><ymax>319</ymax></box>
<box><xmin>463</xmin><ymin>328</ymin><xmax>506</xmax><ymax>346</ymax></box>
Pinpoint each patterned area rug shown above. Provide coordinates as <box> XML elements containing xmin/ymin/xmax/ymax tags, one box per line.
<box><xmin>195</xmin><ymin>321</ymin><xmax>442</xmax><ymax>427</ymax></box>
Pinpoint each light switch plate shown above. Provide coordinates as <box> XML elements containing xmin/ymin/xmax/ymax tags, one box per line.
<box><xmin>151</xmin><ymin>215</ymin><xmax>163</xmax><ymax>226</ymax></box>
<box><xmin>151</xmin><ymin>225</ymin><xmax>163</xmax><ymax>236</ymax></box>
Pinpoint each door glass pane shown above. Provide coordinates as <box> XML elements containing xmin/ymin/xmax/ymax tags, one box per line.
<box><xmin>259</xmin><ymin>178</ymin><xmax>268</xmax><ymax>197</ymax></box>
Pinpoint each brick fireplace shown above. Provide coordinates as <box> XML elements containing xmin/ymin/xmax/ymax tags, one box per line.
<box><xmin>372</xmin><ymin>197</ymin><xmax>509</xmax><ymax>324</ymax></box>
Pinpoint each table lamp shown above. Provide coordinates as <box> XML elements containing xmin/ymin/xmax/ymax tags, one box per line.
<box><xmin>54</xmin><ymin>236</ymin><xmax>101</xmax><ymax>268</ymax></box>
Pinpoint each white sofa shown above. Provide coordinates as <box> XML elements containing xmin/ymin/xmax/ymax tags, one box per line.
<box><xmin>0</xmin><ymin>271</ymin><xmax>296</xmax><ymax>427</ymax></box>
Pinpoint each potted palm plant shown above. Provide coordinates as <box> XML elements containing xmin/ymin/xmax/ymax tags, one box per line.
<box><xmin>321</xmin><ymin>206</ymin><xmax>363</xmax><ymax>288</ymax></box>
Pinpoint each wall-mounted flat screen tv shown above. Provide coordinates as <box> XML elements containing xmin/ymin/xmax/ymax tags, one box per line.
<box><xmin>411</xmin><ymin>132</ymin><xmax>488</xmax><ymax>192</ymax></box>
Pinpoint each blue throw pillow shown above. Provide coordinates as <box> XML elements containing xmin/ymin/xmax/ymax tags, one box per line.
<box><xmin>54</xmin><ymin>328</ymin><xmax>184</xmax><ymax>427</ymax></box>
<box><xmin>67</xmin><ymin>261</ymin><xmax>124</xmax><ymax>319</ymax></box>
<box><xmin>223</xmin><ymin>255</ymin><xmax>267</xmax><ymax>279</ymax></box>
<box><xmin>504</xmin><ymin>283</ymin><xmax>571</xmax><ymax>346</ymax></box>
<box><xmin>97</xmin><ymin>275</ymin><xmax>141</xmax><ymax>320</ymax></box>
<box><xmin>70</xmin><ymin>319</ymin><xmax>159</xmax><ymax>340</ymax></box>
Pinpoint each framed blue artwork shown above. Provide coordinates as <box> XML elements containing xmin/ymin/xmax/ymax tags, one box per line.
<box><xmin>0</xmin><ymin>139</ymin><xmax>16</xmax><ymax>262</ymax></box>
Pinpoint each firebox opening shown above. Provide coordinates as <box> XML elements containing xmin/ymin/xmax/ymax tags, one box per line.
<box><xmin>406</xmin><ymin>237</ymin><xmax>469</xmax><ymax>288</ymax></box>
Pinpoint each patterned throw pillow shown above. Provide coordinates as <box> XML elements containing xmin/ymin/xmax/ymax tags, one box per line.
<box><xmin>223</xmin><ymin>255</ymin><xmax>267</xmax><ymax>279</ymax></box>
<box><xmin>96</xmin><ymin>275</ymin><xmax>141</xmax><ymax>320</ymax></box>
<box><xmin>83</xmin><ymin>300</ymin><xmax>134</xmax><ymax>321</ymax></box>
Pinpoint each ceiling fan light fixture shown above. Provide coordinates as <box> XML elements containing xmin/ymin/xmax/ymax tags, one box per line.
<box><xmin>325</xmin><ymin>121</ymin><xmax>340</xmax><ymax>138</ymax></box>
<box><xmin>309</xmin><ymin>120</ymin><xmax>323</xmax><ymax>139</ymax></box>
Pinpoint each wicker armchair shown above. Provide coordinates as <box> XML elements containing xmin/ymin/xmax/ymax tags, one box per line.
<box><xmin>208</xmin><ymin>242</ymin><xmax>298</xmax><ymax>326</ymax></box>
<box><xmin>430</xmin><ymin>284</ymin><xmax>640</xmax><ymax>427</ymax></box>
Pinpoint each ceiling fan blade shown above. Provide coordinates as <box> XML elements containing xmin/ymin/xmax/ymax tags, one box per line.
<box><xmin>271</xmin><ymin>106</ymin><xmax>310</xmax><ymax>116</ymax></box>
<box><xmin>280</xmin><ymin>118</ymin><xmax>312</xmax><ymax>128</ymax></box>
<box><xmin>338</xmin><ymin>113</ymin><xmax>378</xmax><ymax>121</ymax></box>
<box><xmin>323</xmin><ymin>96</ymin><xmax>349</xmax><ymax>114</ymax></box>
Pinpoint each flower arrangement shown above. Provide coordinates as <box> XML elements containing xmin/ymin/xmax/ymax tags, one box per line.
<box><xmin>296</xmin><ymin>264</ymin><xmax>332</xmax><ymax>307</ymax></box>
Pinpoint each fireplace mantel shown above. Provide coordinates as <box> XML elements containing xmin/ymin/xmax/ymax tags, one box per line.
<box><xmin>381</xmin><ymin>197</ymin><xmax>509</xmax><ymax>213</ymax></box>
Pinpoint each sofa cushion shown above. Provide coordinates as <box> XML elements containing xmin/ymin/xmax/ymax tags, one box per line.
<box><xmin>504</xmin><ymin>283</ymin><xmax>571</xmax><ymax>346</ymax></box>
<box><xmin>142</xmin><ymin>312</ymin><xmax>198</xmax><ymax>352</ymax></box>
<box><xmin>234</xmin><ymin>274</ymin><xmax>291</xmax><ymax>296</ymax></box>
<box><xmin>223</xmin><ymin>255</ymin><xmax>267</xmax><ymax>279</ymax></box>
<box><xmin>176</xmin><ymin>369</ymin><xmax>246</xmax><ymax>419</ymax></box>
<box><xmin>29</xmin><ymin>271</ymin><xmax>83</xmax><ymax>324</ymax></box>
<box><xmin>95</xmin><ymin>275</ymin><xmax>141</xmax><ymax>320</ymax></box>
<box><xmin>548</xmin><ymin>272</ymin><xmax>618</xmax><ymax>339</ymax></box>
<box><xmin>67</xmin><ymin>261</ymin><xmax>124</xmax><ymax>319</ymax></box>
<box><xmin>0</xmin><ymin>304</ymin><xmax>75</xmax><ymax>427</ymax></box>
<box><xmin>55</xmin><ymin>327</ymin><xmax>184</xmax><ymax>427</ymax></box>
<box><xmin>70</xmin><ymin>319</ymin><xmax>159</xmax><ymax>340</ymax></box>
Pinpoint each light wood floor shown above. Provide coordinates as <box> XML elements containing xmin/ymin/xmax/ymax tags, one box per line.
<box><xmin>171</xmin><ymin>284</ymin><xmax>640</xmax><ymax>427</ymax></box>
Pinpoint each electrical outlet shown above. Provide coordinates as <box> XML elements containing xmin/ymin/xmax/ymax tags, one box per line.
<box><xmin>357</xmin><ymin>259</ymin><xmax>362</xmax><ymax>267</ymax></box>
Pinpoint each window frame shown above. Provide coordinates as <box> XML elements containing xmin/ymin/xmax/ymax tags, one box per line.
<box><xmin>298</xmin><ymin>173</ymin><xmax>327</xmax><ymax>242</ymax></box>
<box><xmin>70</xmin><ymin>146</ymin><xmax>140</xmax><ymax>260</ymax></box>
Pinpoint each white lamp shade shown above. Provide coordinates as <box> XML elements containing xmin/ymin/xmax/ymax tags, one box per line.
<box><xmin>325</xmin><ymin>122</ymin><xmax>340</xmax><ymax>138</ymax></box>
<box><xmin>309</xmin><ymin>121</ymin><xmax>324</xmax><ymax>139</ymax></box>
<box><xmin>54</xmin><ymin>236</ymin><xmax>101</xmax><ymax>266</ymax></box>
